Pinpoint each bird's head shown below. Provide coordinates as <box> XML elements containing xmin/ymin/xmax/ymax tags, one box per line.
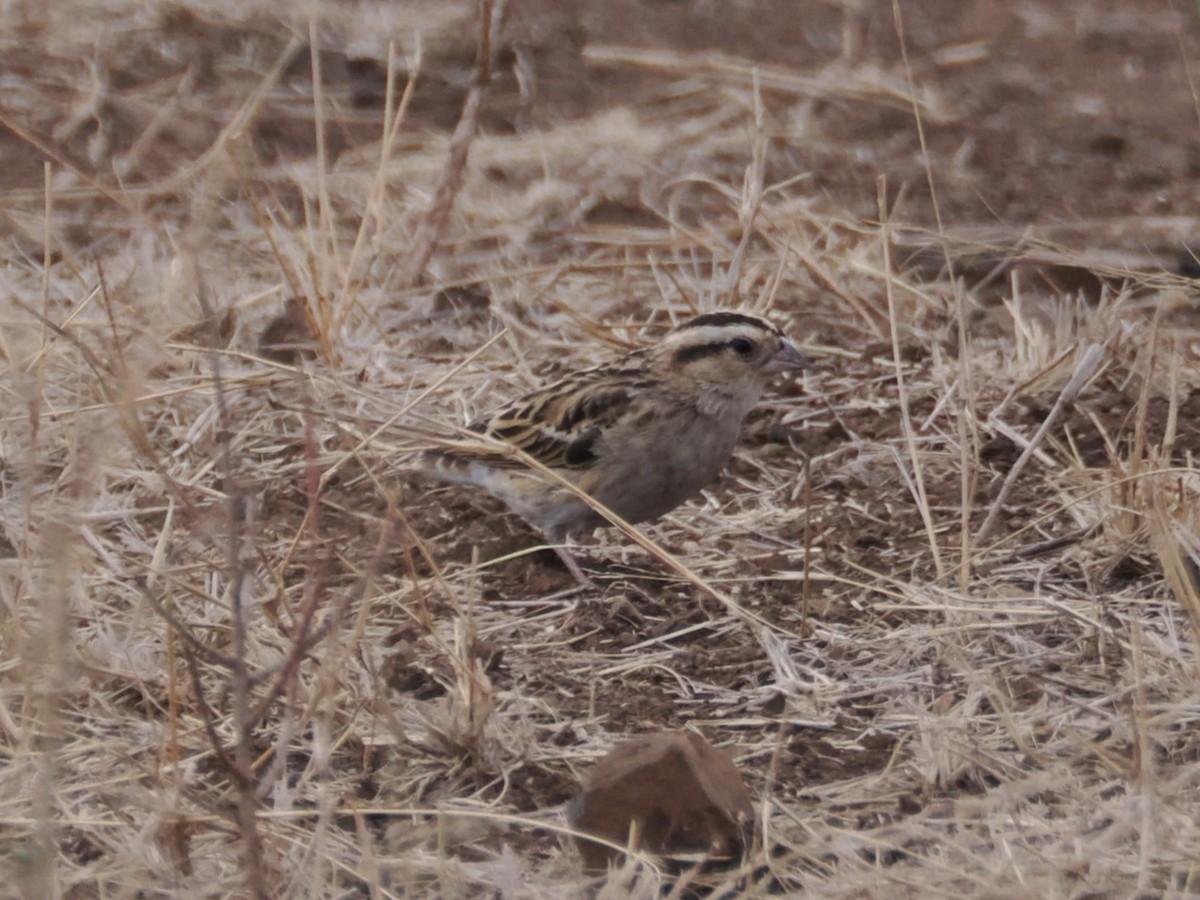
<box><xmin>653</xmin><ymin>310</ymin><xmax>808</xmax><ymax>386</ymax></box>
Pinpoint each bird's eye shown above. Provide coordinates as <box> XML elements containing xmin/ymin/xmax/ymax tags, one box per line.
<box><xmin>729</xmin><ymin>337</ymin><xmax>755</xmax><ymax>356</ymax></box>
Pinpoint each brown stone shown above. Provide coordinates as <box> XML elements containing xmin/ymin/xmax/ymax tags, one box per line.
<box><xmin>567</xmin><ymin>730</ymin><xmax>755</xmax><ymax>870</ymax></box>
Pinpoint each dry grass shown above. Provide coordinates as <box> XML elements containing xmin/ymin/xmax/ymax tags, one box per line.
<box><xmin>2</xmin><ymin>1</ymin><xmax>1200</xmax><ymax>897</ymax></box>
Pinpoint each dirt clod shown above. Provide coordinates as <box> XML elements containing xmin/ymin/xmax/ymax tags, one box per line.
<box><xmin>568</xmin><ymin>730</ymin><xmax>755</xmax><ymax>871</ymax></box>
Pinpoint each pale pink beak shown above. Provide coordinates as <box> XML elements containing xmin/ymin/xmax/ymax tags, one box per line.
<box><xmin>763</xmin><ymin>339</ymin><xmax>812</xmax><ymax>374</ymax></box>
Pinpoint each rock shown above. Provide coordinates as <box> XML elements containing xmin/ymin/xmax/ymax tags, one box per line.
<box><xmin>567</xmin><ymin>730</ymin><xmax>755</xmax><ymax>870</ymax></box>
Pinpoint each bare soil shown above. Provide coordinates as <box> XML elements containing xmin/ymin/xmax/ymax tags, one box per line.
<box><xmin>2</xmin><ymin>0</ymin><xmax>1199</xmax><ymax>897</ymax></box>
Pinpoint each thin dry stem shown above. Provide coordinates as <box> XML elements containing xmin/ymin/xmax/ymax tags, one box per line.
<box><xmin>402</xmin><ymin>0</ymin><xmax>507</xmax><ymax>287</ymax></box>
<box><xmin>977</xmin><ymin>343</ymin><xmax>1107</xmax><ymax>543</ymax></box>
<box><xmin>878</xmin><ymin>176</ymin><xmax>943</xmax><ymax>579</ymax></box>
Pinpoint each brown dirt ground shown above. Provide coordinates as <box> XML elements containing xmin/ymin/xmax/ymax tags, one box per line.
<box><xmin>2</xmin><ymin>0</ymin><xmax>1200</xmax><ymax>897</ymax></box>
<box><xmin>6</xmin><ymin>2</ymin><xmax>1200</xmax><ymax>228</ymax></box>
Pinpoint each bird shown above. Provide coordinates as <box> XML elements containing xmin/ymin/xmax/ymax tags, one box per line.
<box><xmin>425</xmin><ymin>310</ymin><xmax>811</xmax><ymax>583</ymax></box>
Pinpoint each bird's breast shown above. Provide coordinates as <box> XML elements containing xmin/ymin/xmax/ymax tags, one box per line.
<box><xmin>581</xmin><ymin>405</ymin><xmax>747</xmax><ymax>524</ymax></box>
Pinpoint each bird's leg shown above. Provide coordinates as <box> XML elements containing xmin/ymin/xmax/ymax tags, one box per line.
<box><xmin>553</xmin><ymin>544</ymin><xmax>593</xmax><ymax>587</ymax></box>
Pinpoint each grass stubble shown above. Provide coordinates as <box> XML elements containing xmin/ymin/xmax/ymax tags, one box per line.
<box><xmin>1</xmin><ymin>1</ymin><xmax>1199</xmax><ymax>897</ymax></box>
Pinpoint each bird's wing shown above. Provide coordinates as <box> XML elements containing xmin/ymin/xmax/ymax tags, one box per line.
<box><xmin>468</xmin><ymin>369</ymin><xmax>643</xmax><ymax>469</ymax></box>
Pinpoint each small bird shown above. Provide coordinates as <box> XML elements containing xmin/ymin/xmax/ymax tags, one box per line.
<box><xmin>426</xmin><ymin>310</ymin><xmax>811</xmax><ymax>583</ymax></box>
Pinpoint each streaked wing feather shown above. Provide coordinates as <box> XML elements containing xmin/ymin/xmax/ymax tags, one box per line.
<box><xmin>464</xmin><ymin>365</ymin><xmax>646</xmax><ymax>469</ymax></box>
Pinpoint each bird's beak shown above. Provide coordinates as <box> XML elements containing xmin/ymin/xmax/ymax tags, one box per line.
<box><xmin>763</xmin><ymin>339</ymin><xmax>812</xmax><ymax>374</ymax></box>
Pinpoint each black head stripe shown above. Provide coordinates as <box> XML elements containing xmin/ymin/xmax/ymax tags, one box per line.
<box><xmin>676</xmin><ymin>312</ymin><xmax>778</xmax><ymax>333</ymax></box>
<box><xmin>673</xmin><ymin>342</ymin><xmax>729</xmax><ymax>365</ymax></box>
